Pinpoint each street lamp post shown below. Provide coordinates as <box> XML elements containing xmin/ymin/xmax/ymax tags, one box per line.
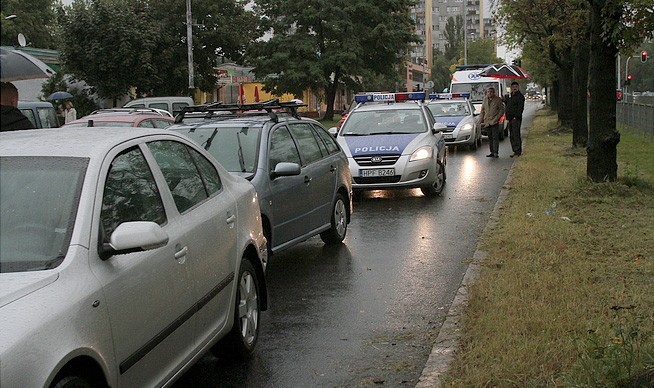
<box><xmin>463</xmin><ymin>1</ymin><xmax>467</xmax><ymax>65</ymax></box>
<box><xmin>186</xmin><ymin>0</ymin><xmax>194</xmax><ymax>98</ymax></box>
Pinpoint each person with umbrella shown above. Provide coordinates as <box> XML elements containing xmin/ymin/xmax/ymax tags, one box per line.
<box><xmin>0</xmin><ymin>82</ymin><xmax>34</xmax><ymax>131</ymax></box>
<box><xmin>505</xmin><ymin>81</ymin><xmax>525</xmax><ymax>157</ymax></box>
<box><xmin>64</xmin><ymin>100</ymin><xmax>77</xmax><ymax>124</ymax></box>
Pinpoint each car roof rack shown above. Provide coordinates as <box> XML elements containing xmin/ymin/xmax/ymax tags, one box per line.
<box><xmin>175</xmin><ymin>98</ymin><xmax>307</xmax><ymax>124</ymax></box>
<box><xmin>89</xmin><ymin>107</ymin><xmax>172</xmax><ymax>117</ymax></box>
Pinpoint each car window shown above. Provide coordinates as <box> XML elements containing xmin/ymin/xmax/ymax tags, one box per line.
<box><xmin>147</xmin><ymin>140</ymin><xmax>209</xmax><ymax>213</ymax></box>
<box><xmin>342</xmin><ymin>109</ymin><xmax>426</xmax><ymax>135</ymax></box>
<box><xmin>154</xmin><ymin>119</ymin><xmax>172</xmax><ymax>129</ymax></box>
<box><xmin>101</xmin><ymin>147</ymin><xmax>166</xmax><ymax>239</ymax></box>
<box><xmin>138</xmin><ymin>119</ymin><xmax>155</xmax><ymax>128</ymax></box>
<box><xmin>0</xmin><ymin>156</ymin><xmax>87</xmax><ymax>273</ymax></box>
<box><xmin>287</xmin><ymin>123</ymin><xmax>324</xmax><ymax>165</ymax></box>
<box><xmin>187</xmin><ymin>146</ymin><xmax>222</xmax><ymax>195</ymax></box>
<box><xmin>172</xmin><ymin>102</ymin><xmax>190</xmax><ymax>115</ymax></box>
<box><xmin>20</xmin><ymin>109</ymin><xmax>37</xmax><ymax>127</ymax></box>
<box><xmin>313</xmin><ymin>124</ymin><xmax>340</xmax><ymax>154</ymax></box>
<box><xmin>269</xmin><ymin>126</ymin><xmax>301</xmax><ymax>170</ymax></box>
<box><xmin>37</xmin><ymin>107</ymin><xmax>59</xmax><ymax>128</ymax></box>
<box><xmin>149</xmin><ymin>103</ymin><xmax>169</xmax><ymax>111</ymax></box>
<box><xmin>128</xmin><ymin>103</ymin><xmax>145</xmax><ymax>108</ymax></box>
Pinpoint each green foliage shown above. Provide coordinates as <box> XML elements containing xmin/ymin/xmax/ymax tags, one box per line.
<box><xmin>430</xmin><ymin>53</ymin><xmax>454</xmax><ymax>92</ymax></box>
<box><xmin>41</xmin><ymin>72</ymin><xmax>99</xmax><ymax>118</ymax></box>
<box><xmin>249</xmin><ymin>0</ymin><xmax>418</xmax><ymax>100</ymax></box>
<box><xmin>461</xmin><ymin>38</ymin><xmax>502</xmax><ymax>65</ymax></box>
<box><xmin>1</xmin><ymin>0</ymin><xmax>56</xmax><ymax>48</ymax></box>
<box><xmin>443</xmin><ymin>16</ymin><xmax>463</xmax><ymax>61</ymax></box>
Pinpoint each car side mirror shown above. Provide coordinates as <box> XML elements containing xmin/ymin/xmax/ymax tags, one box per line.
<box><xmin>328</xmin><ymin>127</ymin><xmax>338</xmax><ymax>137</ymax></box>
<box><xmin>99</xmin><ymin>221</ymin><xmax>169</xmax><ymax>260</ymax></box>
<box><xmin>270</xmin><ymin>162</ymin><xmax>301</xmax><ymax>180</ymax></box>
<box><xmin>432</xmin><ymin>122</ymin><xmax>447</xmax><ymax>133</ymax></box>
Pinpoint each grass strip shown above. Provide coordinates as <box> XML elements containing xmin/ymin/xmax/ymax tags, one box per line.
<box><xmin>442</xmin><ymin>109</ymin><xmax>654</xmax><ymax>387</ymax></box>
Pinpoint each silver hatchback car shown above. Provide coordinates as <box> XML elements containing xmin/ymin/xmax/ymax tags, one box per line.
<box><xmin>168</xmin><ymin>100</ymin><xmax>353</xmax><ymax>255</ymax></box>
<box><xmin>0</xmin><ymin>128</ymin><xmax>268</xmax><ymax>387</ymax></box>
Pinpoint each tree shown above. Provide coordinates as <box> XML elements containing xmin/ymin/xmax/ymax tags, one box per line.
<box><xmin>443</xmin><ymin>16</ymin><xmax>463</xmax><ymax>61</ymax></box>
<box><xmin>462</xmin><ymin>38</ymin><xmax>502</xmax><ymax>65</ymax></box>
<box><xmin>56</xmin><ymin>0</ymin><xmax>162</xmax><ymax>103</ymax></box>
<box><xmin>249</xmin><ymin>0</ymin><xmax>419</xmax><ymax>120</ymax></box>
<box><xmin>586</xmin><ymin>0</ymin><xmax>653</xmax><ymax>181</ymax></box>
<box><xmin>1</xmin><ymin>0</ymin><xmax>56</xmax><ymax>49</ymax></box>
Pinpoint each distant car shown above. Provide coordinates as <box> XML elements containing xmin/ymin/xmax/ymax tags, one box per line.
<box><xmin>426</xmin><ymin>94</ymin><xmax>481</xmax><ymax>150</ymax></box>
<box><xmin>335</xmin><ymin>92</ymin><xmax>447</xmax><ymax>197</ymax></box>
<box><xmin>17</xmin><ymin>100</ymin><xmax>59</xmax><ymax>128</ymax></box>
<box><xmin>63</xmin><ymin>108</ymin><xmax>174</xmax><ymax>128</ymax></box>
<box><xmin>0</xmin><ymin>127</ymin><xmax>268</xmax><ymax>387</ymax></box>
<box><xmin>123</xmin><ymin>96</ymin><xmax>194</xmax><ymax>116</ymax></box>
<box><xmin>168</xmin><ymin>100</ymin><xmax>353</xmax><ymax>255</ymax></box>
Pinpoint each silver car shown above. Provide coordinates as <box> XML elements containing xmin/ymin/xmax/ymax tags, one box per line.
<box><xmin>168</xmin><ymin>101</ymin><xmax>353</xmax><ymax>255</ymax></box>
<box><xmin>426</xmin><ymin>96</ymin><xmax>482</xmax><ymax>150</ymax></box>
<box><xmin>0</xmin><ymin>127</ymin><xmax>268</xmax><ymax>387</ymax></box>
<box><xmin>335</xmin><ymin>92</ymin><xmax>447</xmax><ymax>197</ymax></box>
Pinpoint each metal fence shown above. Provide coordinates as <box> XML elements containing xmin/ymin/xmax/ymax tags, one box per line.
<box><xmin>617</xmin><ymin>101</ymin><xmax>654</xmax><ymax>140</ymax></box>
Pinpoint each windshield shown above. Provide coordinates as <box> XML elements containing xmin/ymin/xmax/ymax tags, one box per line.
<box><xmin>450</xmin><ymin>81</ymin><xmax>499</xmax><ymax>102</ymax></box>
<box><xmin>176</xmin><ymin>126</ymin><xmax>261</xmax><ymax>173</ymax></box>
<box><xmin>0</xmin><ymin>157</ymin><xmax>88</xmax><ymax>273</ymax></box>
<box><xmin>428</xmin><ymin>102</ymin><xmax>471</xmax><ymax>117</ymax></box>
<box><xmin>340</xmin><ymin>110</ymin><xmax>427</xmax><ymax>136</ymax></box>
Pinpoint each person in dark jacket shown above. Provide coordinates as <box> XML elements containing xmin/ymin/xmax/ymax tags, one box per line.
<box><xmin>1</xmin><ymin>82</ymin><xmax>34</xmax><ymax>131</ymax></box>
<box><xmin>505</xmin><ymin>81</ymin><xmax>525</xmax><ymax>157</ymax></box>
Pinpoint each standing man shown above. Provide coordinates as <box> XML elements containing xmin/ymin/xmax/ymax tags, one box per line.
<box><xmin>478</xmin><ymin>86</ymin><xmax>504</xmax><ymax>158</ymax></box>
<box><xmin>505</xmin><ymin>81</ymin><xmax>525</xmax><ymax>157</ymax></box>
<box><xmin>0</xmin><ymin>82</ymin><xmax>34</xmax><ymax>131</ymax></box>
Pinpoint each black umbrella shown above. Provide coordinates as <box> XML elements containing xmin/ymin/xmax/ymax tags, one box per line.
<box><xmin>0</xmin><ymin>47</ymin><xmax>55</xmax><ymax>82</ymax></box>
<box><xmin>478</xmin><ymin>63</ymin><xmax>530</xmax><ymax>79</ymax></box>
<box><xmin>47</xmin><ymin>91</ymin><xmax>74</xmax><ymax>101</ymax></box>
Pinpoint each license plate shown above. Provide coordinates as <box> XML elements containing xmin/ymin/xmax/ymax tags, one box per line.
<box><xmin>359</xmin><ymin>168</ymin><xmax>395</xmax><ymax>177</ymax></box>
<box><xmin>443</xmin><ymin>134</ymin><xmax>453</xmax><ymax>139</ymax></box>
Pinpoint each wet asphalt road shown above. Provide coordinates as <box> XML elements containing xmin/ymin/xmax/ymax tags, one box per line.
<box><xmin>174</xmin><ymin>103</ymin><xmax>540</xmax><ymax>387</ymax></box>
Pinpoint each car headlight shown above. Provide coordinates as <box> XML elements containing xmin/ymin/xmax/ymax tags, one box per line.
<box><xmin>459</xmin><ymin>122</ymin><xmax>474</xmax><ymax>133</ymax></box>
<box><xmin>409</xmin><ymin>146</ymin><xmax>433</xmax><ymax>161</ymax></box>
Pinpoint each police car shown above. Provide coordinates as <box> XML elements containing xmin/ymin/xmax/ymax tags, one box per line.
<box><xmin>335</xmin><ymin>92</ymin><xmax>447</xmax><ymax>197</ymax></box>
<box><xmin>426</xmin><ymin>93</ymin><xmax>482</xmax><ymax>150</ymax></box>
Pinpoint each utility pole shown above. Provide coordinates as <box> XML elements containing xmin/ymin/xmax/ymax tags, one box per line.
<box><xmin>186</xmin><ymin>0</ymin><xmax>194</xmax><ymax>99</ymax></box>
<box><xmin>463</xmin><ymin>0</ymin><xmax>467</xmax><ymax>65</ymax></box>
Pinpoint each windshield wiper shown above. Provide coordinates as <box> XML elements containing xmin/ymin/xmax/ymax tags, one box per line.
<box><xmin>369</xmin><ymin>131</ymin><xmax>415</xmax><ymax>135</ymax></box>
<box><xmin>236</xmin><ymin>132</ymin><xmax>247</xmax><ymax>173</ymax></box>
<box><xmin>203</xmin><ymin>128</ymin><xmax>218</xmax><ymax>150</ymax></box>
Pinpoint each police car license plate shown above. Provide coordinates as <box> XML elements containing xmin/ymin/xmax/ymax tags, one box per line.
<box><xmin>443</xmin><ymin>133</ymin><xmax>453</xmax><ymax>139</ymax></box>
<box><xmin>360</xmin><ymin>168</ymin><xmax>395</xmax><ymax>177</ymax></box>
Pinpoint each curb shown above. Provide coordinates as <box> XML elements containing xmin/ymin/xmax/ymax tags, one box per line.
<box><xmin>415</xmin><ymin>155</ymin><xmax>517</xmax><ymax>387</ymax></box>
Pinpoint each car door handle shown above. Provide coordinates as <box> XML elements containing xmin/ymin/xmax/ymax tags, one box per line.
<box><xmin>304</xmin><ymin>176</ymin><xmax>312</xmax><ymax>184</ymax></box>
<box><xmin>226</xmin><ymin>214</ymin><xmax>236</xmax><ymax>224</ymax></box>
<box><xmin>174</xmin><ymin>246</ymin><xmax>188</xmax><ymax>260</ymax></box>
<box><xmin>330</xmin><ymin>165</ymin><xmax>336</xmax><ymax>173</ymax></box>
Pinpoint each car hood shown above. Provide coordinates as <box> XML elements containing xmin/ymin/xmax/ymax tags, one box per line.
<box><xmin>434</xmin><ymin>115</ymin><xmax>466</xmax><ymax>127</ymax></box>
<box><xmin>0</xmin><ymin>272</ymin><xmax>58</xmax><ymax>308</ymax></box>
<box><xmin>341</xmin><ymin>133</ymin><xmax>420</xmax><ymax>157</ymax></box>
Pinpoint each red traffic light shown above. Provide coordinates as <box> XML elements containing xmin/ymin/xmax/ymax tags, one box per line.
<box><xmin>642</xmin><ymin>51</ymin><xmax>649</xmax><ymax>63</ymax></box>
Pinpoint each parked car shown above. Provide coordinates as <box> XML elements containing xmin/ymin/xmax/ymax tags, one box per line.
<box><xmin>17</xmin><ymin>100</ymin><xmax>59</xmax><ymax>128</ymax></box>
<box><xmin>63</xmin><ymin>108</ymin><xmax>174</xmax><ymax>128</ymax></box>
<box><xmin>168</xmin><ymin>100</ymin><xmax>353</xmax><ymax>255</ymax></box>
<box><xmin>334</xmin><ymin>92</ymin><xmax>447</xmax><ymax>197</ymax></box>
<box><xmin>123</xmin><ymin>96</ymin><xmax>194</xmax><ymax>116</ymax></box>
<box><xmin>0</xmin><ymin>127</ymin><xmax>268</xmax><ymax>387</ymax></box>
<box><xmin>426</xmin><ymin>93</ymin><xmax>482</xmax><ymax>150</ymax></box>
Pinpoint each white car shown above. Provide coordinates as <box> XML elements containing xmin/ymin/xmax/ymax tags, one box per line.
<box><xmin>0</xmin><ymin>127</ymin><xmax>268</xmax><ymax>387</ymax></box>
<box><xmin>335</xmin><ymin>92</ymin><xmax>448</xmax><ymax>197</ymax></box>
<box><xmin>426</xmin><ymin>94</ymin><xmax>482</xmax><ymax>150</ymax></box>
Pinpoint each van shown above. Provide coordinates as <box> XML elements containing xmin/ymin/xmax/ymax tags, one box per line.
<box><xmin>449</xmin><ymin>65</ymin><xmax>509</xmax><ymax>138</ymax></box>
<box><xmin>18</xmin><ymin>101</ymin><xmax>60</xmax><ymax>129</ymax></box>
<box><xmin>123</xmin><ymin>96</ymin><xmax>194</xmax><ymax>116</ymax></box>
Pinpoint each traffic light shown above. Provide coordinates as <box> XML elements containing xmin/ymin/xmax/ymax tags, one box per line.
<box><xmin>642</xmin><ymin>51</ymin><xmax>649</xmax><ymax>63</ymax></box>
<box><xmin>625</xmin><ymin>74</ymin><xmax>633</xmax><ymax>86</ymax></box>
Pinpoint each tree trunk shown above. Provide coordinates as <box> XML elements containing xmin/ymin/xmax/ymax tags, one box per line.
<box><xmin>572</xmin><ymin>39</ymin><xmax>590</xmax><ymax>148</ymax></box>
<box><xmin>323</xmin><ymin>76</ymin><xmax>338</xmax><ymax>121</ymax></box>
<box><xmin>587</xmin><ymin>0</ymin><xmax>620</xmax><ymax>182</ymax></box>
<box><xmin>551</xmin><ymin>79</ymin><xmax>560</xmax><ymax>112</ymax></box>
<box><xmin>557</xmin><ymin>64</ymin><xmax>574</xmax><ymax>129</ymax></box>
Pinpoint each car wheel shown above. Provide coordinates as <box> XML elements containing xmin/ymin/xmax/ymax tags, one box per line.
<box><xmin>52</xmin><ymin>375</ymin><xmax>93</xmax><ymax>388</ymax></box>
<box><xmin>320</xmin><ymin>193</ymin><xmax>348</xmax><ymax>244</ymax></box>
<box><xmin>421</xmin><ymin>162</ymin><xmax>446</xmax><ymax>196</ymax></box>
<box><xmin>212</xmin><ymin>258</ymin><xmax>260</xmax><ymax>359</ymax></box>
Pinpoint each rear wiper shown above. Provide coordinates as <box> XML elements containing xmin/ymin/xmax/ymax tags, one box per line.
<box><xmin>203</xmin><ymin>128</ymin><xmax>218</xmax><ymax>150</ymax></box>
<box><xmin>236</xmin><ymin>132</ymin><xmax>247</xmax><ymax>173</ymax></box>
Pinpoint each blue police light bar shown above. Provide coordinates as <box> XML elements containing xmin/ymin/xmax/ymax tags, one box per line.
<box><xmin>429</xmin><ymin>92</ymin><xmax>471</xmax><ymax>99</ymax></box>
<box><xmin>354</xmin><ymin>92</ymin><xmax>426</xmax><ymax>103</ymax></box>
